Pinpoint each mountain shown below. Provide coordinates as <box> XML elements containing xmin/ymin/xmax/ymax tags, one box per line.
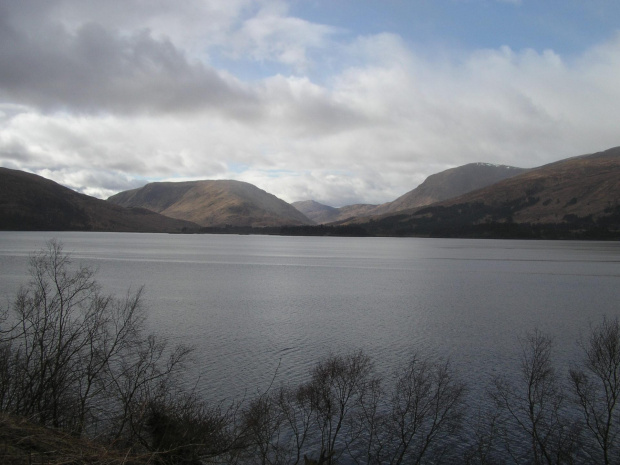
<box><xmin>0</xmin><ymin>168</ymin><xmax>199</xmax><ymax>232</ymax></box>
<box><xmin>5</xmin><ymin>146</ymin><xmax>618</xmax><ymax>238</ymax></box>
<box><xmin>291</xmin><ymin>200</ymin><xmax>338</xmax><ymax>223</ymax></box>
<box><xmin>370</xmin><ymin>163</ymin><xmax>527</xmax><ymax>216</ymax></box>
<box><xmin>294</xmin><ymin>163</ymin><xmax>526</xmax><ymax>224</ymax></box>
<box><xmin>108</xmin><ymin>180</ymin><xmax>313</xmax><ymax>227</ymax></box>
<box><xmin>292</xmin><ymin>200</ymin><xmax>377</xmax><ymax>224</ymax></box>
<box><xmin>360</xmin><ymin>147</ymin><xmax>620</xmax><ymax>239</ymax></box>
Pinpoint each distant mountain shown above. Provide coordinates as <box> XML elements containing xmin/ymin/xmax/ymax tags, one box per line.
<box><xmin>360</xmin><ymin>147</ymin><xmax>620</xmax><ymax>239</ymax></box>
<box><xmin>0</xmin><ymin>168</ymin><xmax>199</xmax><ymax>232</ymax></box>
<box><xmin>294</xmin><ymin>163</ymin><xmax>525</xmax><ymax>224</ymax></box>
<box><xmin>292</xmin><ymin>200</ymin><xmax>377</xmax><ymax>224</ymax></box>
<box><xmin>370</xmin><ymin>163</ymin><xmax>527</xmax><ymax>216</ymax></box>
<box><xmin>108</xmin><ymin>180</ymin><xmax>313</xmax><ymax>227</ymax></box>
<box><xmin>335</xmin><ymin>204</ymin><xmax>378</xmax><ymax>221</ymax></box>
<box><xmin>6</xmin><ymin>146</ymin><xmax>618</xmax><ymax>238</ymax></box>
<box><xmin>291</xmin><ymin>201</ymin><xmax>338</xmax><ymax>223</ymax></box>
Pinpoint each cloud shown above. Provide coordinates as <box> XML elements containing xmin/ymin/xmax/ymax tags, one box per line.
<box><xmin>4</xmin><ymin>0</ymin><xmax>253</xmax><ymax>52</ymax></box>
<box><xmin>229</xmin><ymin>3</ymin><xmax>341</xmax><ymax>72</ymax></box>
<box><xmin>1</xmin><ymin>1</ymin><xmax>620</xmax><ymax>207</ymax></box>
<box><xmin>0</xmin><ymin>9</ymin><xmax>257</xmax><ymax>115</ymax></box>
<box><xmin>36</xmin><ymin>167</ymin><xmax>144</xmax><ymax>198</ymax></box>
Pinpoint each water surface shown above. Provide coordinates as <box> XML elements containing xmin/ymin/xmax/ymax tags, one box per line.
<box><xmin>0</xmin><ymin>232</ymin><xmax>618</xmax><ymax>403</ymax></box>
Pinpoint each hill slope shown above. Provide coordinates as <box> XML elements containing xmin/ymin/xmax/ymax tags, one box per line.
<box><xmin>371</xmin><ymin>163</ymin><xmax>527</xmax><ymax>216</ymax></box>
<box><xmin>108</xmin><ymin>180</ymin><xmax>313</xmax><ymax>227</ymax></box>
<box><xmin>292</xmin><ymin>200</ymin><xmax>377</xmax><ymax>224</ymax></box>
<box><xmin>291</xmin><ymin>200</ymin><xmax>338</xmax><ymax>224</ymax></box>
<box><xmin>0</xmin><ymin>168</ymin><xmax>199</xmax><ymax>232</ymax></box>
<box><xmin>362</xmin><ymin>147</ymin><xmax>620</xmax><ymax>239</ymax></box>
<box><xmin>294</xmin><ymin>163</ymin><xmax>525</xmax><ymax>224</ymax></box>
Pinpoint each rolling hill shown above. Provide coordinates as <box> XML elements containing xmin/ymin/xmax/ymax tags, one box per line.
<box><xmin>3</xmin><ymin>146</ymin><xmax>618</xmax><ymax>238</ymax></box>
<box><xmin>294</xmin><ymin>163</ymin><xmax>526</xmax><ymax>224</ymax></box>
<box><xmin>0</xmin><ymin>168</ymin><xmax>199</xmax><ymax>232</ymax></box>
<box><xmin>291</xmin><ymin>200</ymin><xmax>377</xmax><ymax>224</ymax></box>
<box><xmin>359</xmin><ymin>147</ymin><xmax>620</xmax><ymax>239</ymax></box>
<box><xmin>370</xmin><ymin>163</ymin><xmax>527</xmax><ymax>216</ymax></box>
<box><xmin>108</xmin><ymin>180</ymin><xmax>313</xmax><ymax>227</ymax></box>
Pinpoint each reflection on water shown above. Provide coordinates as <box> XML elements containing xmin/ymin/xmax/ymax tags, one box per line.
<box><xmin>0</xmin><ymin>232</ymin><xmax>619</xmax><ymax>403</ymax></box>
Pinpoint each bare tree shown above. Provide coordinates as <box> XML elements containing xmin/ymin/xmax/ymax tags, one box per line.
<box><xmin>462</xmin><ymin>407</ymin><xmax>504</xmax><ymax>465</ymax></box>
<box><xmin>234</xmin><ymin>350</ymin><xmax>468</xmax><ymax>465</ymax></box>
<box><xmin>278</xmin><ymin>384</ymin><xmax>315</xmax><ymax>465</ymax></box>
<box><xmin>570</xmin><ymin>317</ymin><xmax>620</xmax><ymax>464</ymax></box>
<box><xmin>0</xmin><ymin>240</ymin><xmax>193</xmax><ymax>446</ymax></box>
<box><xmin>0</xmin><ymin>240</ymin><xmax>141</xmax><ymax>431</ymax></box>
<box><xmin>491</xmin><ymin>330</ymin><xmax>577</xmax><ymax>465</ymax></box>
<box><xmin>105</xmin><ymin>334</ymin><xmax>192</xmax><ymax>444</ymax></box>
<box><xmin>345</xmin><ymin>375</ymin><xmax>385</xmax><ymax>465</ymax></box>
<box><xmin>141</xmin><ymin>390</ymin><xmax>237</xmax><ymax>464</ymax></box>
<box><xmin>236</xmin><ymin>390</ymin><xmax>285</xmax><ymax>465</ymax></box>
<box><xmin>379</xmin><ymin>354</ymin><xmax>467</xmax><ymax>465</ymax></box>
<box><xmin>303</xmin><ymin>351</ymin><xmax>375</xmax><ymax>464</ymax></box>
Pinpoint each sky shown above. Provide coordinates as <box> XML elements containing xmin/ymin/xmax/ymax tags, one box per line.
<box><xmin>1</xmin><ymin>0</ymin><xmax>620</xmax><ymax>207</ymax></box>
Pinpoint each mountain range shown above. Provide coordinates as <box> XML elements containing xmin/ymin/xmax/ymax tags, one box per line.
<box><xmin>352</xmin><ymin>146</ymin><xmax>620</xmax><ymax>238</ymax></box>
<box><xmin>293</xmin><ymin>163</ymin><xmax>527</xmax><ymax>223</ymax></box>
<box><xmin>107</xmin><ymin>180</ymin><xmax>311</xmax><ymax>227</ymax></box>
<box><xmin>0</xmin><ymin>168</ymin><xmax>198</xmax><ymax>232</ymax></box>
<box><xmin>1</xmin><ymin>146</ymin><xmax>619</xmax><ymax>238</ymax></box>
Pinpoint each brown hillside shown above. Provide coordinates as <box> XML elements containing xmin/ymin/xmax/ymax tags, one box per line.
<box><xmin>291</xmin><ymin>200</ymin><xmax>339</xmax><ymax>223</ymax></box>
<box><xmin>353</xmin><ymin>146</ymin><xmax>620</xmax><ymax>239</ymax></box>
<box><xmin>108</xmin><ymin>180</ymin><xmax>313</xmax><ymax>227</ymax></box>
<box><xmin>439</xmin><ymin>147</ymin><xmax>620</xmax><ymax>223</ymax></box>
<box><xmin>294</xmin><ymin>163</ymin><xmax>525</xmax><ymax>224</ymax></box>
<box><xmin>292</xmin><ymin>200</ymin><xmax>377</xmax><ymax>224</ymax></box>
<box><xmin>370</xmin><ymin>163</ymin><xmax>527</xmax><ymax>216</ymax></box>
<box><xmin>0</xmin><ymin>168</ymin><xmax>199</xmax><ymax>232</ymax></box>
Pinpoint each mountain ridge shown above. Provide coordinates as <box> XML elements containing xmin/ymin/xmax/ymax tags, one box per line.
<box><xmin>294</xmin><ymin>162</ymin><xmax>527</xmax><ymax>224</ymax></box>
<box><xmin>371</xmin><ymin>162</ymin><xmax>527</xmax><ymax>215</ymax></box>
<box><xmin>108</xmin><ymin>179</ymin><xmax>313</xmax><ymax>227</ymax></box>
<box><xmin>3</xmin><ymin>146</ymin><xmax>619</xmax><ymax>238</ymax></box>
<box><xmin>0</xmin><ymin>168</ymin><xmax>199</xmax><ymax>232</ymax></box>
<box><xmin>352</xmin><ymin>146</ymin><xmax>620</xmax><ymax>238</ymax></box>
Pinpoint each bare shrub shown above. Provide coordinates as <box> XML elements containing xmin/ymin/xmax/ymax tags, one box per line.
<box><xmin>239</xmin><ymin>389</ymin><xmax>291</xmax><ymax>465</ymax></box>
<box><xmin>303</xmin><ymin>351</ymin><xmax>376</xmax><ymax>464</ymax></box>
<box><xmin>0</xmin><ymin>240</ymin><xmax>193</xmax><ymax>451</ymax></box>
<box><xmin>144</xmin><ymin>391</ymin><xmax>237</xmax><ymax>464</ymax></box>
<box><xmin>570</xmin><ymin>317</ymin><xmax>620</xmax><ymax>464</ymax></box>
<box><xmin>379</xmin><ymin>354</ymin><xmax>467</xmax><ymax>465</ymax></box>
<box><xmin>491</xmin><ymin>330</ymin><xmax>578</xmax><ymax>464</ymax></box>
<box><xmin>237</xmin><ymin>350</ymin><xmax>467</xmax><ymax>465</ymax></box>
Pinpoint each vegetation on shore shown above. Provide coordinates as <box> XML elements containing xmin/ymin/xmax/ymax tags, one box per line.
<box><xmin>194</xmin><ymin>206</ymin><xmax>620</xmax><ymax>240</ymax></box>
<box><xmin>2</xmin><ymin>147</ymin><xmax>620</xmax><ymax>239</ymax></box>
<box><xmin>1</xmin><ymin>241</ymin><xmax>620</xmax><ymax>464</ymax></box>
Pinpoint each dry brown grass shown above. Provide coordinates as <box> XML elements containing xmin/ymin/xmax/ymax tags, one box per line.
<box><xmin>0</xmin><ymin>413</ymin><xmax>155</xmax><ymax>465</ymax></box>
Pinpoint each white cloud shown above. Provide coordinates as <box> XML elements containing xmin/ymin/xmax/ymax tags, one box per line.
<box><xmin>44</xmin><ymin>0</ymin><xmax>254</xmax><ymax>56</ymax></box>
<box><xmin>36</xmin><ymin>167</ymin><xmax>143</xmax><ymax>199</ymax></box>
<box><xmin>228</xmin><ymin>2</ymin><xmax>340</xmax><ymax>72</ymax></box>
<box><xmin>0</xmin><ymin>14</ymin><xmax>257</xmax><ymax>115</ymax></box>
<box><xmin>1</xmin><ymin>1</ymin><xmax>620</xmax><ymax>207</ymax></box>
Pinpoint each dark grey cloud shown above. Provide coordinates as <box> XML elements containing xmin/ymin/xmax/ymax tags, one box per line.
<box><xmin>256</xmin><ymin>76</ymin><xmax>370</xmax><ymax>136</ymax></box>
<box><xmin>2</xmin><ymin>0</ymin><xmax>620</xmax><ymax>207</ymax></box>
<box><xmin>0</xmin><ymin>1</ymin><xmax>257</xmax><ymax>116</ymax></box>
<box><xmin>32</xmin><ymin>166</ymin><xmax>148</xmax><ymax>199</ymax></box>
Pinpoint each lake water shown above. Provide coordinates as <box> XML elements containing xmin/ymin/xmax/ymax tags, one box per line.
<box><xmin>0</xmin><ymin>232</ymin><xmax>619</xmax><ymax>404</ymax></box>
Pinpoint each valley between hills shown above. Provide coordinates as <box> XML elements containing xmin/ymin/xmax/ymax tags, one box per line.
<box><xmin>1</xmin><ymin>146</ymin><xmax>619</xmax><ymax>239</ymax></box>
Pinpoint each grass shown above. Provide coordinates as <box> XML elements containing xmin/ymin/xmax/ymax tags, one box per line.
<box><xmin>0</xmin><ymin>413</ymin><xmax>154</xmax><ymax>465</ymax></box>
